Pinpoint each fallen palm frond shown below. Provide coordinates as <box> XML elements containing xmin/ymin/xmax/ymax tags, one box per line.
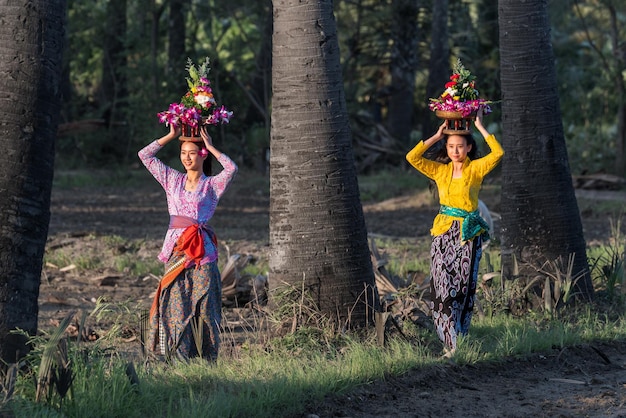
<box><xmin>140</xmin><ymin>309</ymin><xmax>150</xmax><ymax>357</ymax></box>
<box><xmin>0</xmin><ymin>363</ymin><xmax>19</xmax><ymax>408</ymax></box>
<box><xmin>36</xmin><ymin>311</ymin><xmax>76</xmax><ymax>402</ymax></box>
<box><xmin>53</xmin><ymin>338</ymin><xmax>74</xmax><ymax>403</ymax></box>
<box><xmin>536</xmin><ymin>253</ymin><xmax>584</xmax><ymax>314</ymax></box>
<box><xmin>369</xmin><ymin>238</ymin><xmax>399</xmax><ymax>297</ymax></box>
<box><xmin>221</xmin><ymin>254</ymin><xmax>268</xmax><ymax>308</ymax></box>
<box><xmin>589</xmin><ymin>217</ymin><xmax>625</xmax><ymax>302</ymax></box>
<box><xmin>367</xmin><ymin>237</ymin><xmax>431</xmax><ymax>344</ymax></box>
<box><xmin>190</xmin><ymin>316</ymin><xmax>204</xmax><ymax>359</ymax></box>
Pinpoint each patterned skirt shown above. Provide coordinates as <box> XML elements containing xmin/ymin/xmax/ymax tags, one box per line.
<box><xmin>429</xmin><ymin>221</ymin><xmax>482</xmax><ymax>350</ymax></box>
<box><xmin>148</xmin><ymin>258</ymin><xmax>222</xmax><ymax>361</ymax></box>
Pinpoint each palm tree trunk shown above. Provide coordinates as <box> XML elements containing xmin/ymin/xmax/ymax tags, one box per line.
<box><xmin>498</xmin><ymin>0</ymin><xmax>593</xmax><ymax>300</ymax></box>
<box><xmin>270</xmin><ymin>0</ymin><xmax>378</xmax><ymax>326</ymax></box>
<box><xmin>0</xmin><ymin>0</ymin><xmax>66</xmax><ymax>365</ymax></box>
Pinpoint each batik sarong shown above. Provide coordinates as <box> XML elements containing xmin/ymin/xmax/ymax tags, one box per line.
<box><xmin>429</xmin><ymin>220</ymin><xmax>482</xmax><ymax>350</ymax></box>
<box><xmin>148</xmin><ymin>256</ymin><xmax>222</xmax><ymax>361</ymax></box>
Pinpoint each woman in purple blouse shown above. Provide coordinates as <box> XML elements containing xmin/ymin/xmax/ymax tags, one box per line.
<box><xmin>138</xmin><ymin>125</ymin><xmax>237</xmax><ymax>361</ymax></box>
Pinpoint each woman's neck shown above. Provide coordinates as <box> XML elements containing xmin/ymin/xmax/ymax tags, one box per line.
<box><xmin>185</xmin><ymin>171</ymin><xmax>202</xmax><ymax>192</ymax></box>
<box><xmin>452</xmin><ymin>161</ymin><xmax>464</xmax><ymax>178</ymax></box>
<box><xmin>187</xmin><ymin>171</ymin><xmax>202</xmax><ymax>182</ymax></box>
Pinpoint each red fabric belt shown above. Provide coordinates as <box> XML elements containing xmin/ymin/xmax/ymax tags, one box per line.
<box><xmin>149</xmin><ymin>216</ymin><xmax>217</xmax><ymax>319</ymax></box>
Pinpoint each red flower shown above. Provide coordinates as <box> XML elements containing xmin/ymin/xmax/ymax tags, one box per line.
<box><xmin>450</xmin><ymin>74</ymin><xmax>460</xmax><ymax>81</ymax></box>
<box><xmin>445</xmin><ymin>81</ymin><xmax>457</xmax><ymax>88</ymax></box>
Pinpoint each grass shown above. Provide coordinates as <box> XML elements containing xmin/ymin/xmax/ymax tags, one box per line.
<box><xmin>44</xmin><ymin>234</ymin><xmax>163</xmax><ymax>278</ymax></box>
<box><xmin>9</xmin><ymin>284</ymin><xmax>626</xmax><ymax>417</ymax></box>
<box><xmin>6</xmin><ymin>304</ymin><xmax>626</xmax><ymax>417</ymax></box>
<box><xmin>371</xmin><ymin>236</ymin><xmax>431</xmax><ymax>281</ymax></box>
<box><xmin>358</xmin><ymin>168</ymin><xmax>428</xmax><ymax>202</ymax></box>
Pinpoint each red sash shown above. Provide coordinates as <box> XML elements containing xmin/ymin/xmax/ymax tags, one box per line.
<box><xmin>149</xmin><ymin>218</ymin><xmax>217</xmax><ymax>319</ymax></box>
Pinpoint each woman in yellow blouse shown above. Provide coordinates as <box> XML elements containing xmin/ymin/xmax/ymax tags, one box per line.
<box><xmin>406</xmin><ymin>110</ymin><xmax>504</xmax><ymax>355</ymax></box>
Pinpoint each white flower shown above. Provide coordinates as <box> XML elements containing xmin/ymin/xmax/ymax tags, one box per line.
<box><xmin>194</xmin><ymin>92</ymin><xmax>215</xmax><ymax>107</ymax></box>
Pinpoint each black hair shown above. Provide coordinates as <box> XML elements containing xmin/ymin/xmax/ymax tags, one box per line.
<box><xmin>180</xmin><ymin>141</ymin><xmax>212</xmax><ymax>176</ymax></box>
<box><xmin>428</xmin><ymin>133</ymin><xmax>479</xmax><ymax>194</ymax></box>
<box><xmin>433</xmin><ymin>133</ymin><xmax>479</xmax><ymax>163</ymax></box>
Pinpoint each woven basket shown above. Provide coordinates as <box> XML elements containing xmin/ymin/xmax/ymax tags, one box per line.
<box><xmin>179</xmin><ymin>118</ymin><xmax>207</xmax><ymax>142</ymax></box>
<box><xmin>435</xmin><ymin>110</ymin><xmax>475</xmax><ymax>135</ymax></box>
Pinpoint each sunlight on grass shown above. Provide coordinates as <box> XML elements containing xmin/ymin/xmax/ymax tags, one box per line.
<box><xmin>11</xmin><ymin>303</ymin><xmax>626</xmax><ymax>417</ymax></box>
<box><xmin>456</xmin><ymin>309</ymin><xmax>626</xmax><ymax>365</ymax></box>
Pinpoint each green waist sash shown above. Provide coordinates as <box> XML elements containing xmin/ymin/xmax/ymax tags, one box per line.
<box><xmin>439</xmin><ymin>205</ymin><xmax>489</xmax><ymax>241</ymax></box>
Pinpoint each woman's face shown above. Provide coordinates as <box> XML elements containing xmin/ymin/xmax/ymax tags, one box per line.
<box><xmin>445</xmin><ymin>135</ymin><xmax>472</xmax><ymax>163</ymax></box>
<box><xmin>180</xmin><ymin>141</ymin><xmax>205</xmax><ymax>171</ymax></box>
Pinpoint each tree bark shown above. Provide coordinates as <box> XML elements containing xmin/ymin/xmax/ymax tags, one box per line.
<box><xmin>0</xmin><ymin>0</ymin><xmax>66</xmax><ymax>365</ymax></box>
<box><xmin>270</xmin><ymin>0</ymin><xmax>378</xmax><ymax>326</ymax></box>
<box><xmin>498</xmin><ymin>0</ymin><xmax>593</xmax><ymax>300</ymax></box>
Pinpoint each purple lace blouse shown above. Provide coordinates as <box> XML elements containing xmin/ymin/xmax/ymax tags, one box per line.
<box><xmin>138</xmin><ymin>140</ymin><xmax>238</xmax><ymax>264</ymax></box>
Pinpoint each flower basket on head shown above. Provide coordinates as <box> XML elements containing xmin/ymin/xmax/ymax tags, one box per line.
<box><xmin>157</xmin><ymin>57</ymin><xmax>233</xmax><ymax>142</ymax></box>
<box><xmin>429</xmin><ymin>59</ymin><xmax>491</xmax><ymax>135</ymax></box>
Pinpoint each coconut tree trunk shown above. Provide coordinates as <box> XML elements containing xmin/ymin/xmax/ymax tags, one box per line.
<box><xmin>498</xmin><ymin>0</ymin><xmax>593</xmax><ymax>300</ymax></box>
<box><xmin>0</xmin><ymin>0</ymin><xmax>67</xmax><ymax>365</ymax></box>
<box><xmin>270</xmin><ymin>0</ymin><xmax>378</xmax><ymax>326</ymax></box>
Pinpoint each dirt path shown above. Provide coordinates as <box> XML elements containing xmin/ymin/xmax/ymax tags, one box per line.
<box><xmin>43</xmin><ymin>170</ymin><xmax>626</xmax><ymax>417</ymax></box>
<box><xmin>309</xmin><ymin>342</ymin><xmax>626</xmax><ymax>418</ymax></box>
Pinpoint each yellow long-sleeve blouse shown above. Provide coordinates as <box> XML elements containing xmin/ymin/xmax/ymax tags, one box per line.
<box><xmin>405</xmin><ymin>134</ymin><xmax>504</xmax><ymax>238</ymax></box>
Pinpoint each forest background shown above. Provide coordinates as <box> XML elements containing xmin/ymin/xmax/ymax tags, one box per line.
<box><xmin>59</xmin><ymin>0</ymin><xmax>625</xmax><ymax>179</ymax></box>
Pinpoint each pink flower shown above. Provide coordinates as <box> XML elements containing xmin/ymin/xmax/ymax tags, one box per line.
<box><xmin>215</xmin><ymin>106</ymin><xmax>233</xmax><ymax>123</ymax></box>
<box><xmin>181</xmin><ymin>107</ymin><xmax>202</xmax><ymax>127</ymax></box>
<box><xmin>205</xmin><ymin>113</ymin><xmax>219</xmax><ymax>125</ymax></box>
<box><xmin>428</xmin><ymin>97</ymin><xmax>492</xmax><ymax>117</ymax></box>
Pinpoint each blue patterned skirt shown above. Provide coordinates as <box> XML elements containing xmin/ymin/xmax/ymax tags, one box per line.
<box><xmin>429</xmin><ymin>221</ymin><xmax>482</xmax><ymax>350</ymax></box>
<box><xmin>148</xmin><ymin>258</ymin><xmax>222</xmax><ymax>361</ymax></box>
